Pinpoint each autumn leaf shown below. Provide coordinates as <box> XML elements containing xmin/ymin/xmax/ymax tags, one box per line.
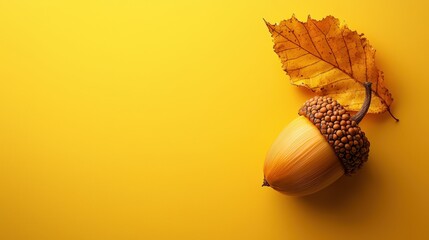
<box><xmin>265</xmin><ymin>15</ymin><xmax>396</xmax><ymax>118</ymax></box>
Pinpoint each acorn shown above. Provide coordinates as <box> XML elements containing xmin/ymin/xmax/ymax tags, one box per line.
<box><xmin>262</xmin><ymin>82</ymin><xmax>372</xmax><ymax>196</ymax></box>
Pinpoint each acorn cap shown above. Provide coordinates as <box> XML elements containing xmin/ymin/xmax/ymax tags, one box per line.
<box><xmin>298</xmin><ymin>96</ymin><xmax>370</xmax><ymax>175</ymax></box>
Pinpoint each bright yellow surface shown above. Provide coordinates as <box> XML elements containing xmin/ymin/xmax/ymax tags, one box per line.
<box><xmin>0</xmin><ymin>1</ymin><xmax>428</xmax><ymax>239</ymax></box>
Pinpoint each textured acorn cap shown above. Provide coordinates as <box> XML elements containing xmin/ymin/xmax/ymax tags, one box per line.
<box><xmin>298</xmin><ymin>96</ymin><xmax>370</xmax><ymax>175</ymax></box>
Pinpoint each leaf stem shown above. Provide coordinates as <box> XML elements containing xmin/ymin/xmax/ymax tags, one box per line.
<box><xmin>387</xmin><ymin>107</ymin><xmax>400</xmax><ymax>122</ymax></box>
<box><xmin>351</xmin><ymin>82</ymin><xmax>372</xmax><ymax>124</ymax></box>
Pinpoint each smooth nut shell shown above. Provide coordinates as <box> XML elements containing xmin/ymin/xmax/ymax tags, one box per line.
<box><xmin>264</xmin><ymin>116</ymin><xmax>344</xmax><ymax>196</ymax></box>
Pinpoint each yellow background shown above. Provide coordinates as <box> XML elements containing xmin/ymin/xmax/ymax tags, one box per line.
<box><xmin>0</xmin><ymin>1</ymin><xmax>427</xmax><ymax>239</ymax></box>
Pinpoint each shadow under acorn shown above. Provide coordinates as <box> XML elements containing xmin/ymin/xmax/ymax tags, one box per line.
<box><xmin>275</xmin><ymin>163</ymin><xmax>388</xmax><ymax>224</ymax></box>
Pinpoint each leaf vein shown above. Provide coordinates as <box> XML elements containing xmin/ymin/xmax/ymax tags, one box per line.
<box><xmin>302</xmin><ymin>23</ymin><xmax>322</xmax><ymax>58</ymax></box>
<box><xmin>283</xmin><ymin>24</ymin><xmax>301</xmax><ymax>46</ymax></box>
<box><xmin>308</xmin><ymin>66</ymin><xmax>335</xmax><ymax>78</ymax></box>
<box><xmin>287</xmin><ymin>59</ymin><xmax>321</xmax><ymax>71</ymax></box>
<box><xmin>286</xmin><ymin>53</ymin><xmax>311</xmax><ymax>61</ymax></box>
<box><xmin>341</xmin><ymin>30</ymin><xmax>354</xmax><ymax>77</ymax></box>
<box><xmin>310</xmin><ymin>19</ymin><xmax>340</xmax><ymax>67</ymax></box>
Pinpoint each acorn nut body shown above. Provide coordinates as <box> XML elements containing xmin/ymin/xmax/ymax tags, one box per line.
<box><xmin>263</xmin><ymin>82</ymin><xmax>372</xmax><ymax>196</ymax></box>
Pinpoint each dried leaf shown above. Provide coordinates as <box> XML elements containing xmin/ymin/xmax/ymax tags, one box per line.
<box><xmin>266</xmin><ymin>15</ymin><xmax>395</xmax><ymax>115</ymax></box>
